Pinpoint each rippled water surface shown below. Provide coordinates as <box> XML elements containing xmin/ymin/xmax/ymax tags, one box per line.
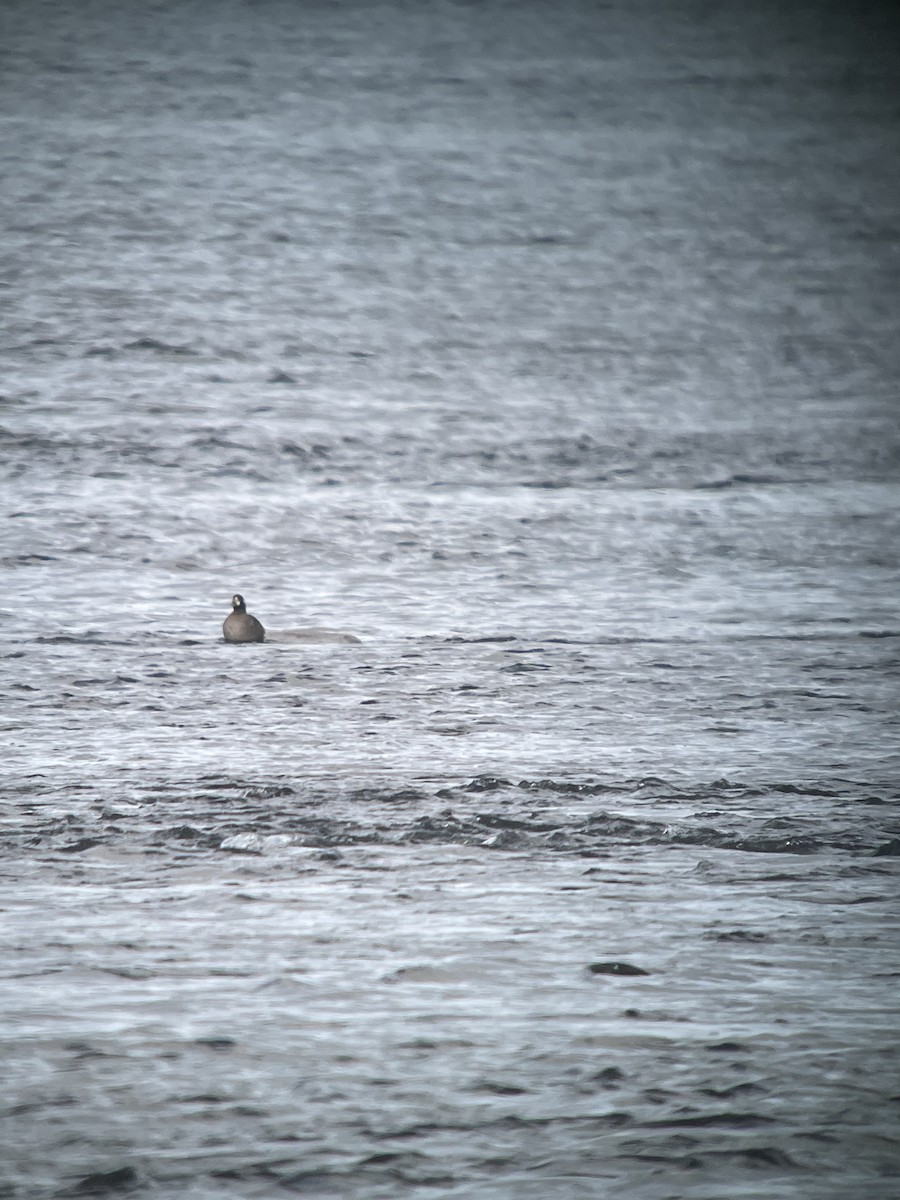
<box><xmin>2</xmin><ymin>1</ymin><xmax>899</xmax><ymax>1196</ymax></box>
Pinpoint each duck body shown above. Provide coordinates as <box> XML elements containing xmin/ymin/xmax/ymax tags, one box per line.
<box><xmin>223</xmin><ymin>594</ymin><xmax>265</xmax><ymax>643</ymax></box>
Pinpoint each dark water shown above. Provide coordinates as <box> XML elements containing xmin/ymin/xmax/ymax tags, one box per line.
<box><xmin>2</xmin><ymin>1</ymin><xmax>899</xmax><ymax>1196</ymax></box>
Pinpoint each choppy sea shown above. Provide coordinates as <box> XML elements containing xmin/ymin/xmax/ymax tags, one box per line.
<box><xmin>1</xmin><ymin>1</ymin><xmax>899</xmax><ymax>1196</ymax></box>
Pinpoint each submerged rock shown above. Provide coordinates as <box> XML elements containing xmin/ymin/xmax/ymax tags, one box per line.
<box><xmin>68</xmin><ymin>1165</ymin><xmax>139</xmax><ymax>1195</ymax></box>
<box><xmin>588</xmin><ymin>961</ymin><xmax>650</xmax><ymax>977</ymax></box>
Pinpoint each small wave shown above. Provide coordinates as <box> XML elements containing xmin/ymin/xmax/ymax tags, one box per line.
<box><xmin>6</xmin><ymin>772</ymin><xmax>891</xmax><ymax>862</ymax></box>
<box><xmin>122</xmin><ymin>337</ymin><xmax>199</xmax><ymax>356</ymax></box>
